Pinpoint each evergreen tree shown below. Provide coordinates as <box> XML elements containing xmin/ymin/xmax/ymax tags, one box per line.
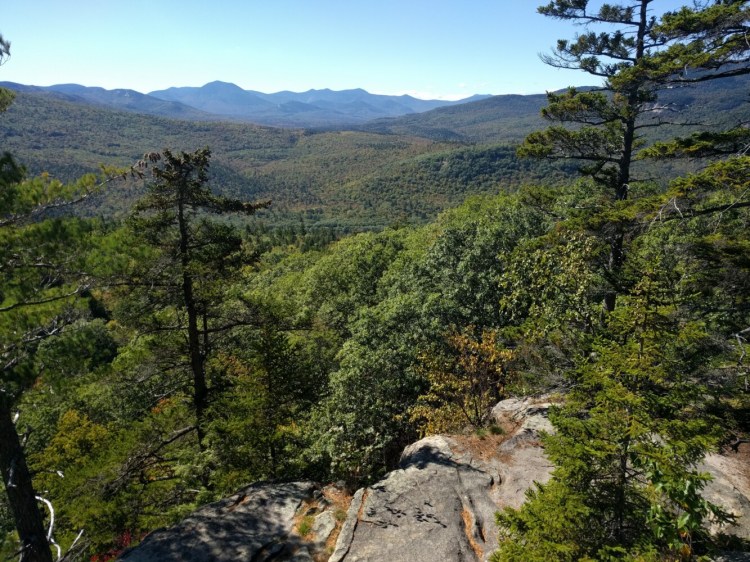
<box><xmin>493</xmin><ymin>3</ymin><xmax>750</xmax><ymax>559</ymax></box>
<box><xmin>208</xmin><ymin>318</ymin><xmax>323</xmax><ymax>488</ymax></box>
<box><xmin>519</xmin><ymin>0</ymin><xmax>750</xmax><ymax>311</ymax></box>
<box><xmin>494</xmin><ymin>265</ymin><xmax>733</xmax><ymax>560</ymax></box>
<box><xmin>0</xmin><ymin>154</ymin><xmax>103</xmax><ymax>562</ymax></box>
<box><xmin>121</xmin><ymin>148</ymin><xmax>268</xmax><ymax>448</ymax></box>
<box><xmin>0</xmin><ymin>35</ymin><xmax>112</xmax><ymax>559</ymax></box>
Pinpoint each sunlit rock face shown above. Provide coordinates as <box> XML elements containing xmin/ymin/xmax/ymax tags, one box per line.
<box><xmin>119</xmin><ymin>397</ymin><xmax>750</xmax><ymax>562</ymax></box>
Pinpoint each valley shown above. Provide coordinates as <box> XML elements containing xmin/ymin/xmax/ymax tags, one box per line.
<box><xmin>0</xmin><ymin>73</ymin><xmax>746</xmax><ymax>229</ymax></box>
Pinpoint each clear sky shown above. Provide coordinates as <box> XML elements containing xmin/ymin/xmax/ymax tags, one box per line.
<box><xmin>2</xmin><ymin>0</ymin><xmax>690</xmax><ymax>100</ymax></box>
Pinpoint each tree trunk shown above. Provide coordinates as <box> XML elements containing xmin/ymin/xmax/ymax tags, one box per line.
<box><xmin>605</xmin><ymin>0</ymin><xmax>650</xmax><ymax>313</ymax></box>
<box><xmin>0</xmin><ymin>395</ymin><xmax>53</xmax><ymax>562</ymax></box>
<box><xmin>176</xmin><ymin>197</ymin><xmax>208</xmax><ymax>450</ymax></box>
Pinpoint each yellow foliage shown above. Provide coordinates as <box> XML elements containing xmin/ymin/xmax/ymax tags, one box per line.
<box><xmin>410</xmin><ymin>327</ymin><xmax>514</xmax><ymax>436</ymax></box>
<box><xmin>37</xmin><ymin>410</ymin><xmax>108</xmax><ymax>472</ymax></box>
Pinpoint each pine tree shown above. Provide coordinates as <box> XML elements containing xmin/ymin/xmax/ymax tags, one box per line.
<box><xmin>0</xmin><ymin>33</ymin><xmax>114</xmax><ymax>559</ymax></box>
<box><xmin>122</xmin><ymin>148</ymin><xmax>268</xmax><ymax>449</ymax></box>
<box><xmin>493</xmin><ymin>3</ymin><xmax>750</xmax><ymax>559</ymax></box>
<box><xmin>1</xmin><ymin>157</ymin><xmax>103</xmax><ymax>562</ymax></box>
<box><xmin>519</xmin><ymin>0</ymin><xmax>750</xmax><ymax>311</ymax></box>
<box><xmin>494</xmin><ymin>268</ymin><xmax>733</xmax><ymax>560</ymax></box>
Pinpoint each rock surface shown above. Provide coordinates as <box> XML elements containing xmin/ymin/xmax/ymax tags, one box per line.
<box><xmin>328</xmin><ymin>398</ymin><xmax>555</xmax><ymax>562</ymax></box>
<box><xmin>702</xmin><ymin>450</ymin><xmax>750</xmax><ymax>541</ymax></box>
<box><xmin>312</xmin><ymin>511</ymin><xmax>337</xmax><ymax>546</ymax></box>
<box><xmin>118</xmin><ymin>481</ymin><xmax>317</xmax><ymax>562</ymax></box>
<box><xmin>118</xmin><ymin>397</ymin><xmax>750</xmax><ymax>561</ymax></box>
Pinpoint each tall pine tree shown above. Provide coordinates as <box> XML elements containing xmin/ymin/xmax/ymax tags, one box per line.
<box><xmin>494</xmin><ymin>2</ymin><xmax>750</xmax><ymax>559</ymax></box>
<box><xmin>519</xmin><ymin>0</ymin><xmax>750</xmax><ymax>311</ymax></box>
<box><xmin>0</xmin><ymin>130</ymin><xmax>105</xmax><ymax>561</ymax></box>
<box><xmin>122</xmin><ymin>148</ymin><xmax>268</xmax><ymax>449</ymax></box>
<box><xmin>0</xmin><ymin>34</ymin><xmax>118</xmax><ymax>560</ymax></box>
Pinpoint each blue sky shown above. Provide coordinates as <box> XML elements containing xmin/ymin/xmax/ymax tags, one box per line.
<box><xmin>2</xmin><ymin>0</ymin><xmax>690</xmax><ymax>100</ymax></box>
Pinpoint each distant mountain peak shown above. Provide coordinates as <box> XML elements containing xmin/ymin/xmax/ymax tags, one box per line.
<box><xmin>143</xmin><ymin>82</ymin><xmax>490</xmax><ymax>127</ymax></box>
<box><xmin>202</xmin><ymin>80</ymin><xmax>244</xmax><ymax>89</ymax></box>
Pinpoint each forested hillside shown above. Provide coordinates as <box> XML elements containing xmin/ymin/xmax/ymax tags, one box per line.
<box><xmin>1</xmin><ymin>2</ymin><xmax>749</xmax><ymax>561</ymax></box>
<box><xmin>3</xmin><ymin>72</ymin><xmax>747</xmax><ymax>229</ymax></box>
<box><xmin>0</xmin><ymin>90</ymin><xmax>575</xmax><ymax>228</ymax></box>
<box><xmin>361</xmin><ymin>73</ymin><xmax>750</xmax><ymax>143</ymax></box>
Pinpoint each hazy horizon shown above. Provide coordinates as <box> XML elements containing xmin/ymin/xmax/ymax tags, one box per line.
<box><xmin>3</xmin><ymin>1</ymin><xmax>690</xmax><ymax>100</ymax></box>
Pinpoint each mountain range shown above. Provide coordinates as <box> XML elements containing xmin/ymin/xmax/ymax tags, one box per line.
<box><xmin>0</xmin><ymin>81</ymin><xmax>490</xmax><ymax>128</ymax></box>
<box><xmin>7</xmin><ymin>76</ymin><xmax>743</xmax><ymax>136</ymax></box>
<box><xmin>149</xmin><ymin>81</ymin><xmax>491</xmax><ymax>127</ymax></box>
<box><xmin>0</xmin><ymin>73</ymin><xmax>746</xmax><ymax>228</ymax></box>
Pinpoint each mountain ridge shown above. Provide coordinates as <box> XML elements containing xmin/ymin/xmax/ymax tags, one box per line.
<box><xmin>0</xmin><ymin>80</ymin><xmax>491</xmax><ymax>128</ymax></box>
<box><xmin>148</xmin><ymin>81</ymin><xmax>493</xmax><ymax>127</ymax></box>
<box><xmin>0</xmin><ymin>81</ymin><xmax>216</xmax><ymax>121</ymax></box>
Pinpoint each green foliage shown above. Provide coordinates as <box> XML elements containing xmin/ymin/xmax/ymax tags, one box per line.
<box><xmin>2</xmin><ymin>9</ymin><xmax>747</xmax><ymax>559</ymax></box>
<box><xmin>0</xmin><ymin>35</ymin><xmax>12</xmax><ymax>114</ymax></box>
<box><xmin>302</xmin><ymin>228</ymin><xmax>412</xmax><ymax>338</ymax></box>
<box><xmin>28</xmin><ymin>400</ymin><xmax>204</xmax><ymax>555</ymax></box>
<box><xmin>2</xmin><ymin>92</ymin><xmax>561</xmax><ymax>228</ymax></box>
<box><xmin>297</xmin><ymin>515</ymin><xmax>314</xmax><ymax>537</ymax></box>
<box><xmin>493</xmin><ymin>480</ymin><xmax>594</xmax><ymax>562</ymax></box>
<box><xmin>1</xmin><ymin>68</ymin><xmax>747</xmax><ymax>229</ymax></box>
<box><xmin>2</xmin><ymin>155</ymin><xmax>744</xmax><ymax>559</ymax></box>
<box><xmin>651</xmin><ymin>1</ymin><xmax>750</xmax><ymax>80</ymax></box>
<box><xmin>0</xmin><ymin>89</ymin><xmax>14</xmax><ymax>115</ymax></box>
<box><xmin>494</xmin><ymin>274</ymin><xmax>731</xmax><ymax>560</ymax></box>
<box><xmin>496</xmin><ymin>225</ymin><xmax>604</xmax><ymax>389</ymax></box>
<box><xmin>525</xmin><ymin>1</ymin><xmax>750</xmax><ymax>180</ymax></box>
<box><xmin>207</xmin><ymin>320</ymin><xmax>324</xmax><ymax>490</ymax></box>
<box><xmin>120</xmin><ymin>148</ymin><xmax>268</xmax><ymax>444</ymax></box>
<box><xmin>640</xmin><ymin>127</ymin><xmax>750</xmax><ymax>160</ymax></box>
<box><xmin>521</xmin><ymin>1</ymin><xmax>750</xmax><ymax>316</ymax></box>
<box><xmin>500</xmin><ymin>226</ymin><xmax>602</xmax><ymax>333</ymax></box>
<box><xmin>490</xmin><ymin>171</ymin><xmax>750</xmax><ymax>558</ymax></box>
<box><xmin>303</xmin><ymin>195</ymin><xmax>549</xmax><ymax>483</ymax></box>
<box><xmin>490</xmin><ymin>5</ymin><xmax>750</xmax><ymax>555</ymax></box>
<box><xmin>0</xmin><ymin>159</ymin><xmax>110</xmax><ymax>560</ymax></box>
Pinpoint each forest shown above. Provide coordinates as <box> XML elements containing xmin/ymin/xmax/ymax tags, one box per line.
<box><xmin>1</xmin><ymin>1</ymin><xmax>750</xmax><ymax>561</ymax></box>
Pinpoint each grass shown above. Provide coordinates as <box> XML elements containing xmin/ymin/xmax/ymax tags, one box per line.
<box><xmin>297</xmin><ymin>515</ymin><xmax>314</xmax><ymax>538</ymax></box>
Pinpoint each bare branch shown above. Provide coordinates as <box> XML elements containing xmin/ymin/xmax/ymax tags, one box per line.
<box><xmin>0</xmin><ymin>284</ymin><xmax>91</xmax><ymax>314</ymax></box>
<box><xmin>34</xmin><ymin>495</ymin><xmax>62</xmax><ymax>560</ymax></box>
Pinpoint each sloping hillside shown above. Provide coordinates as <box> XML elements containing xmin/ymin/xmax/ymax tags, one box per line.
<box><xmin>361</xmin><ymin>93</ymin><xmax>548</xmax><ymax>143</ymax></box>
<box><xmin>361</xmin><ymin>74</ymin><xmax>750</xmax><ymax>144</ymax></box>
<box><xmin>0</xmin><ymin>91</ymin><xmax>572</xmax><ymax>227</ymax></box>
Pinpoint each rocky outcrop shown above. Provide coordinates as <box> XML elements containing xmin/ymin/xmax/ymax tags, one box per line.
<box><xmin>119</xmin><ymin>397</ymin><xmax>750</xmax><ymax>561</ymax></box>
<box><xmin>118</xmin><ymin>481</ymin><xmax>319</xmax><ymax>562</ymax></box>
<box><xmin>328</xmin><ymin>397</ymin><xmax>555</xmax><ymax>562</ymax></box>
<box><xmin>327</xmin><ymin>397</ymin><xmax>750</xmax><ymax>561</ymax></box>
<box><xmin>328</xmin><ymin>435</ymin><xmax>499</xmax><ymax>562</ymax></box>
